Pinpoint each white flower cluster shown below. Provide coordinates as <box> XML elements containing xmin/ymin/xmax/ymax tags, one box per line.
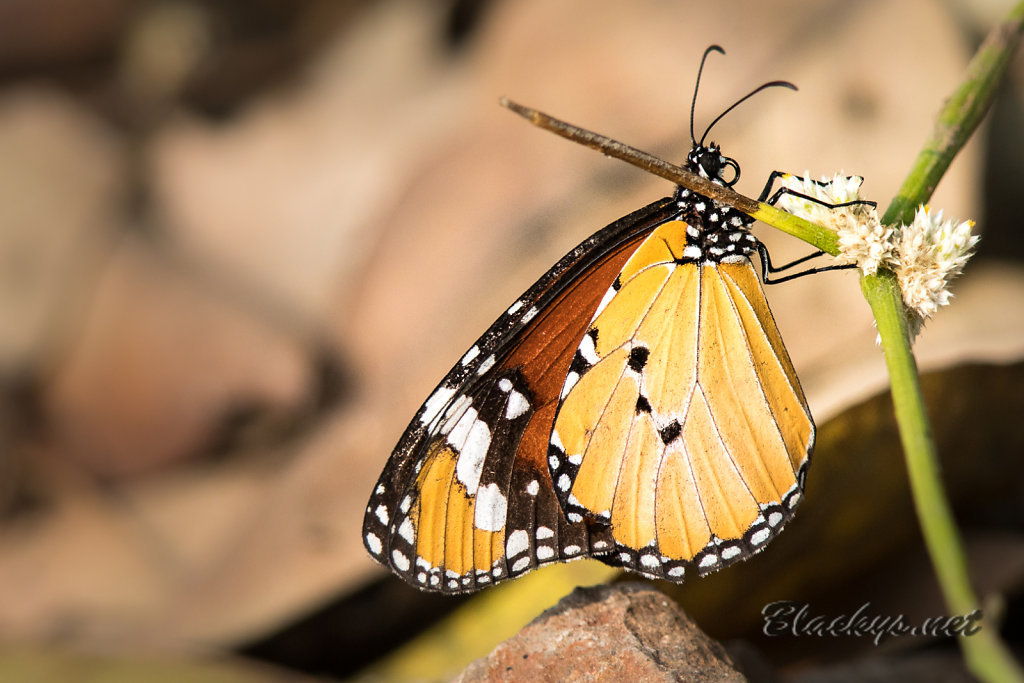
<box><xmin>776</xmin><ymin>173</ymin><xmax>978</xmax><ymax>341</ymax></box>
<box><xmin>778</xmin><ymin>172</ymin><xmax>891</xmax><ymax>275</ymax></box>
<box><xmin>894</xmin><ymin>205</ymin><xmax>978</xmax><ymax>339</ymax></box>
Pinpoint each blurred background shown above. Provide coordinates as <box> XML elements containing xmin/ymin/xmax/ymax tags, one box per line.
<box><xmin>0</xmin><ymin>0</ymin><xmax>1023</xmax><ymax>680</ymax></box>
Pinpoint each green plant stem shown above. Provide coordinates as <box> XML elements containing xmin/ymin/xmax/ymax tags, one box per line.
<box><xmin>860</xmin><ymin>6</ymin><xmax>1024</xmax><ymax>682</ymax></box>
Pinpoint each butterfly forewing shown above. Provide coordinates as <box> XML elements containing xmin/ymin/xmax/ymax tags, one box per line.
<box><xmin>363</xmin><ymin>199</ymin><xmax>678</xmax><ymax>593</ymax></box>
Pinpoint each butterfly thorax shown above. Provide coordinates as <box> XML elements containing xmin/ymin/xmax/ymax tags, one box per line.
<box><xmin>673</xmin><ymin>142</ymin><xmax>757</xmax><ymax>265</ymax></box>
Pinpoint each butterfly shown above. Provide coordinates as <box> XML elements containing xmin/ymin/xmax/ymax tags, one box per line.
<box><xmin>364</xmin><ymin>47</ymin><xmax>826</xmax><ymax>594</ymax></box>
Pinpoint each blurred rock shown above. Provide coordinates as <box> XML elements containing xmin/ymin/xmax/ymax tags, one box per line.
<box><xmin>455</xmin><ymin>583</ymin><xmax>746</xmax><ymax>682</ymax></box>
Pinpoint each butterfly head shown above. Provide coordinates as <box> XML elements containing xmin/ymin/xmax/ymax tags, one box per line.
<box><xmin>686</xmin><ymin>46</ymin><xmax>795</xmax><ymax>192</ymax></box>
<box><xmin>686</xmin><ymin>141</ymin><xmax>740</xmax><ymax>187</ymax></box>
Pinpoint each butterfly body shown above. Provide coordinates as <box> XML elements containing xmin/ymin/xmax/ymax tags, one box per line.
<box><xmin>363</xmin><ymin>142</ymin><xmax>814</xmax><ymax>593</ymax></box>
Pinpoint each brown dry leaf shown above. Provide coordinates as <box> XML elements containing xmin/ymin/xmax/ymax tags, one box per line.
<box><xmin>0</xmin><ymin>87</ymin><xmax>123</xmax><ymax>374</ymax></box>
<box><xmin>0</xmin><ymin>0</ymin><xmax>1009</xmax><ymax>668</ymax></box>
<box><xmin>45</xmin><ymin>237</ymin><xmax>314</xmax><ymax>474</ymax></box>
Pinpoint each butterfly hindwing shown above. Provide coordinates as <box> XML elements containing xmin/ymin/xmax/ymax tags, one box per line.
<box><xmin>363</xmin><ymin>198</ymin><xmax>679</xmax><ymax>593</ymax></box>
<box><xmin>548</xmin><ymin>218</ymin><xmax>814</xmax><ymax>581</ymax></box>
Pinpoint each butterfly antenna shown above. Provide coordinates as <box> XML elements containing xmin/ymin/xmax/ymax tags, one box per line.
<box><xmin>699</xmin><ymin>79</ymin><xmax>797</xmax><ymax>146</ymax></box>
<box><xmin>690</xmin><ymin>45</ymin><xmax>725</xmax><ymax>146</ymax></box>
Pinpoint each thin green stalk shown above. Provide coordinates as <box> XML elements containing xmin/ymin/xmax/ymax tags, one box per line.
<box><xmin>860</xmin><ymin>6</ymin><xmax>1024</xmax><ymax>682</ymax></box>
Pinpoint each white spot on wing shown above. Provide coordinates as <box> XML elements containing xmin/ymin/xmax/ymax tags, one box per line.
<box><xmin>683</xmin><ymin>245</ymin><xmax>702</xmax><ymax>259</ymax></box>
<box><xmin>365</xmin><ymin>532</ymin><xmax>382</xmax><ymax>554</ymax></box>
<box><xmin>536</xmin><ymin>546</ymin><xmax>555</xmax><ymax>560</ymax></box>
<box><xmin>420</xmin><ymin>386</ymin><xmax>456</xmax><ymax>426</ymax></box>
<box><xmin>592</xmin><ymin>286</ymin><xmax>616</xmax><ymax>318</ymax></box>
<box><xmin>476</xmin><ymin>354</ymin><xmax>497</xmax><ymax>375</ymax></box>
<box><xmin>640</xmin><ymin>554</ymin><xmax>660</xmax><ymax>569</ymax></box>
<box><xmin>460</xmin><ymin>345</ymin><xmax>480</xmax><ymax>366</ymax></box>
<box><xmin>536</xmin><ymin>526</ymin><xmax>554</xmax><ymax>540</ymax></box>
<box><xmin>398</xmin><ymin>517</ymin><xmax>415</xmax><ymax>544</ymax></box>
<box><xmin>522</xmin><ymin>306</ymin><xmax>539</xmax><ymax>323</ymax></box>
<box><xmin>507</xmin><ymin>529</ymin><xmax>529</xmax><ymax>558</ymax></box>
<box><xmin>392</xmin><ymin>550</ymin><xmax>410</xmax><ymax>571</ymax></box>
<box><xmin>498</xmin><ymin>378</ymin><xmax>512</xmax><ymax>392</ymax></box>
<box><xmin>578</xmin><ymin>330</ymin><xmax>599</xmax><ymax>364</ymax></box>
<box><xmin>505</xmin><ymin>390</ymin><xmax>530</xmax><ymax>419</ymax></box>
<box><xmin>563</xmin><ymin>544</ymin><xmax>581</xmax><ymax>555</ymax></box>
<box><xmin>560</xmin><ymin>371</ymin><xmax>580</xmax><ymax>398</ymax></box>
<box><xmin>507</xmin><ymin>300</ymin><xmax>524</xmax><ymax>315</ymax></box>
<box><xmin>526</xmin><ymin>480</ymin><xmax>539</xmax><ymax>496</ymax></box>
<box><xmin>512</xmin><ymin>556</ymin><xmax>531</xmax><ymax>572</ymax></box>
<box><xmin>474</xmin><ymin>483</ymin><xmax>507</xmax><ymax>532</ymax></box>
<box><xmin>374</xmin><ymin>505</ymin><xmax>389</xmax><ymax>525</ymax></box>
<box><xmin>453</xmin><ymin>415</ymin><xmax>490</xmax><ymax>494</ymax></box>
<box><xmin>439</xmin><ymin>394</ymin><xmax>473</xmax><ymax>435</ymax></box>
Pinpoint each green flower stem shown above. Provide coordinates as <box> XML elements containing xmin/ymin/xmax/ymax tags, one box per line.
<box><xmin>887</xmin><ymin>2</ymin><xmax>1024</xmax><ymax>225</ymax></box>
<box><xmin>748</xmin><ymin>202</ymin><xmax>841</xmax><ymax>254</ymax></box>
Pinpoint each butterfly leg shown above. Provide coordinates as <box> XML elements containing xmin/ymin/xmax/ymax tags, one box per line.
<box><xmin>757</xmin><ymin>170</ymin><xmax>878</xmax><ymax>211</ymax></box>
<box><xmin>754</xmin><ymin>170</ymin><xmax>875</xmax><ymax>284</ymax></box>
<box><xmin>756</xmin><ymin>242</ymin><xmax>856</xmax><ymax>284</ymax></box>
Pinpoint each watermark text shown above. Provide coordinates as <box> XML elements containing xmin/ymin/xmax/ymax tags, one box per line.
<box><xmin>762</xmin><ymin>601</ymin><xmax>982</xmax><ymax>646</ymax></box>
